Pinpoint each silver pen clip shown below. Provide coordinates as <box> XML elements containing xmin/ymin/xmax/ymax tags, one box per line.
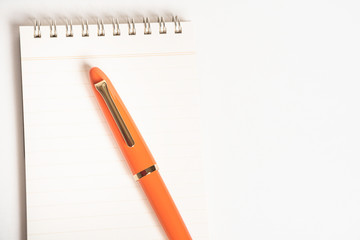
<box><xmin>95</xmin><ymin>80</ymin><xmax>135</xmax><ymax>147</ymax></box>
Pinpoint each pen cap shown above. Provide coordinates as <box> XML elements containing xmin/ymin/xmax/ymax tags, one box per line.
<box><xmin>89</xmin><ymin>67</ymin><xmax>156</xmax><ymax>174</ymax></box>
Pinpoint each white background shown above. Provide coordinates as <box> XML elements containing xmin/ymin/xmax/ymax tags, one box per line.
<box><xmin>1</xmin><ymin>0</ymin><xmax>360</xmax><ymax>239</ymax></box>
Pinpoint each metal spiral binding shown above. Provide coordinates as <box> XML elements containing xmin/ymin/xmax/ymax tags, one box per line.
<box><xmin>158</xmin><ymin>16</ymin><xmax>166</xmax><ymax>34</ymax></box>
<box><xmin>128</xmin><ymin>18</ymin><xmax>136</xmax><ymax>35</ymax></box>
<box><xmin>66</xmin><ymin>19</ymin><xmax>73</xmax><ymax>37</ymax></box>
<box><xmin>173</xmin><ymin>16</ymin><xmax>182</xmax><ymax>34</ymax></box>
<box><xmin>33</xmin><ymin>16</ymin><xmax>183</xmax><ymax>38</ymax></box>
<box><xmin>34</xmin><ymin>20</ymin><xmax>41</xmax><ymax>38</ymax></box>
<box><xmin>82</xmin><ymin>19</ymin><xmax>89</xmax><ymax>37</ymax></box>
<box><xmin>97</xmin><ymin>19</ymin><xmax>105</xmax><ymax>36</ymax></box>
<box><xmin>143</xmin><ymin>17</ymin><xmax>151</xmax><ymax>35</ymax></box>
<box><xmin>50</xmin><ymin>20</ymin><xmax>57</xmax><ymax>38</ymax></box>
<box><xmin>112</xmin><ymin>18</ymin><xmax>120</xmax><ymax>36</ymax></box>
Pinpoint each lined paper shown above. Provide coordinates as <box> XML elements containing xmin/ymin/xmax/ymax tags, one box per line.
<box><xmin>20</xmin><ymin>22</ymin><xmax>208</xmax><ymax>239</ymax></box>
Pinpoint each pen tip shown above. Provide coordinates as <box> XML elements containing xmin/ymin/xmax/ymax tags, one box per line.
<box><xmin>89</xmin><ymin>67</ymin><xmax>107</xmax><ymax>84</ymax></box>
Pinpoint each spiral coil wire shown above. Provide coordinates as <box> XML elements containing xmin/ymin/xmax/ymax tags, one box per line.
<box><xmin>49</xmin><ymin>20</ymin><xmax>57</xmax><ymax>37</ymax></box>
<box><xmin>143</xmin><ymin>17</ymin><xmax>151</xmax><ymax>35</ymax></box>
<box><xmin>66</xmin><ymin>19</ymin><xmax>73</xmax><ymax>37</ymax></box>
<box><xmin>159</xmin><ymin>16</ymin><xmax>167</xmax><ymax>34</ymax></box>
<box><xmin>173</xmin><ymin>16</ymin><xmax>182</xmax><ymax>34</ymax></box>
<box><xmin>81</xmin><ymin>19</ymin><xmax>89</xmax><ymax>37</ymax></box>
<box><xmin>112</xmin><ymin>18</ymin><xmax>120</xmax><ymax>36</ymax></box>
<box><xmin>128</xmin><ymin>18</ymin><xmax>136</xmax><ymax>35</ymax></box>
<box><xmin>33</xmin><ymin>16</ymin><xmax>182</xmax><ymax>38</ymax></box>
<box><xmin>97</xmin><ymin>19</ymin><xmax>105</xmax><ymax>36</ymax></box>
<box><xmin>34</xmin><ymin>20</ymin><xmax>41</xmax><ymax>38</ymax></box>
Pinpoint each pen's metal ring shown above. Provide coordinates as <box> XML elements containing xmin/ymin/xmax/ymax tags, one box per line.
<box><xmin>158</xmin><ymin>16</ymin><xmax>167</xmax><ymax>34</ymax></box>
<box><xmin>66</xmin><ymin>19</ymin><xmax>73</xmax><ymax>37</ymax></box>
<box><xmin>143</xmin><ymin>17</ymin><xmax>151</xmax><ymax>35</ymax></box>
<box><xmin>82</xmin><ymin>19</ymin><xmax>89</xmax><ymax>37</ymax></box>
<box><xmin>34</xmin><ymin>20</ymin><xmax>41</xmax><ymax>38</ymax></box>
<box><xmin>134</xmin><ymin>164</ymin><xmax>158</xmax><ymax>181</ymax></box>
<box><xmin>173</xmin><ymin>16</ymin><xmax>182</xmax><ymax>34</ymax></box>
<box><xmin>50</xmin><ymin>19</ymin><xmax>57</xmax><ymax>38</ymax></box>
<box><xmin>97</xmin><ymin>18</ymin><xmax>105</xmax><ymax>36</ymax></box>
<box><xmin>128</xmin><ymin>18</ymin><xmax>136</xmax><ymax>35</ymax></box>
<box><xmin>112</xmin><ymin>18</ymin><xmax>120</xmax><ymax>36</ymax></box>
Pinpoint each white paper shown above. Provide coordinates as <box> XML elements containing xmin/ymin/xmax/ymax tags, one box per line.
<box><xmin>20</xmin><ymin>21</ymin><xmax>208</xmax><ymax>240</ymax></box>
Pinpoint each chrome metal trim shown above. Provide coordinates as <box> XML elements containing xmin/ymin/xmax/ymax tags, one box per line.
<box><xmin>134</xmin><ymin>164</ymin><xmax>158</xmax><ymax>181</ymax></box>
<box><xmin>95</xmin><ymin>80</ymin><xmax>135</xmax><ymax>147</ymax></box>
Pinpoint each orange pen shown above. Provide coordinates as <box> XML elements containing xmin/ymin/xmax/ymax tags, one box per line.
<box><xmin>89</xmin><ymin>67</ymin><xmax>192</xmax><ymax>239</ymax></box>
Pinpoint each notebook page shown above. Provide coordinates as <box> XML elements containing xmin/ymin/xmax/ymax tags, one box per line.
<box><xmin>20</xmin><ymin>22</ymin><xmax>208</xmax><ymax>240</ymax></box>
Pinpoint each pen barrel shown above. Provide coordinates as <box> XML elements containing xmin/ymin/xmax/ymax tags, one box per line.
<box><xmin>90</xmin><ymin>68</ymin><xmax>190</xmax><ymax>238</ymax></box>
<box><xmin>139</xmin><ymin>171</ymin><xmax>192</xmax><ymax>240</ymax></box>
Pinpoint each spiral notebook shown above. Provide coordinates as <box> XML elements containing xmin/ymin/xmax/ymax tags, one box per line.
<box><xmin>20</xmin><ymin>17</ymin><xmax>208</xmax><ymax>239</ymax></box>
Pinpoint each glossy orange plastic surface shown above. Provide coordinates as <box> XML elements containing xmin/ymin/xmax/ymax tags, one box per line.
<box><xmin>89</xmin><ymin>67</ymin><xmax>191</xmax><ymax>239</ymax></box>
<box><xmin>139</xmin><ymin>171</ymin><xmax>192</xmax><ymax>239</ymax></box>
<box><xmin>89</xmin><ymin>67</ymin><xmax>156</xmax><ymax>174</ymax></box>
